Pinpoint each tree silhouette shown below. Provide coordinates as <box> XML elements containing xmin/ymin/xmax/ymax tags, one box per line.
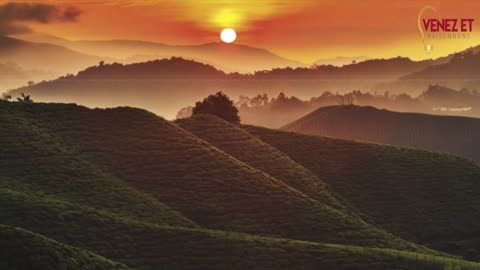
<box><xmin>17</xmin><ymin>93</ymin><xmax>33</xmax><ymax>103</ymax></box>
<box><xmin>193</xmin><ymin>92</ymin><xmax>240</xmax><ymax>124</ymax></box>
<box><xmin>339</xmin><ymin>94</ymin><xmax>354</xmax><ymax>105</ymax></box>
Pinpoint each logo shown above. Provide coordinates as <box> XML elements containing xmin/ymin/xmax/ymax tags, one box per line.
<box><xmin>418</xmin><ymin>6</ymin><xmax>475</xmax><ymax>56</ymax></box>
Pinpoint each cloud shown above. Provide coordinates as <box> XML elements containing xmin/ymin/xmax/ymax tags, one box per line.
<box><xmin>0</xmin><ymin>2</ymin><xmax>82</xmax><ymax>35</ymax></box>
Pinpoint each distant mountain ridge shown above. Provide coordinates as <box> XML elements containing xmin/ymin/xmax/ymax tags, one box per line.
<box><xmin>0</xmin><ymin>56</ymin><xmax>444</xmax><ymax>118</ymax></box>
<box><xmin>0</xmin><ymin>36</ymin><xmax>102</xmax><ymax>73</ymax></box>
<box><xmin>15</xmin><ymin>33</ymin><xmax>304</xmax><ymax>73</ymax></box>
<box><xmin>313</xmin><ymin>56</ymin><xmax>371</xmax><ymax>66</ymax></box>
<box><xmin>75</xmin><ymin>57</ymin><xmax>226</xmax><ymax>79</ymax></box>
<box><xmin>403</xmin><ymin>50</ymin><xmax>480</xmax><ymax>80</ymax></box>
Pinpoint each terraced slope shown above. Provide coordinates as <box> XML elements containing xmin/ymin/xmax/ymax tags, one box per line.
<box><xmin>177</xmin><ymin>114</ymin><xmax>343</xmax><ymax>210</ymax></box>
<box><xmin>282</xmin><ymin>105</ymin><xmax>480</xmax><ymax>161</ymax></box>
<box><xmin>245</xmin><ymin>124</ymin><xmax>480</xmax><ymax>258</ymax></box>
<box><xmin>0</xmin><ymin>181</ymin><xmax>475</xmax><ymax>270</ymax></box>
<box><xmin>0</xmin><ymin>104</ymin><xmax>195</xmax><ymax>227</ymax></box>
<box><xmin>0</xmin><ymin>101</ymin><xmax>421</xmax><ymax>251</ymax></box>
<box><xmin>0</xmin><ymin>160</ymin><xmax>464</xmax><ymax>270</ymax></box>
<box><xmin>5</xmin><ymin>101</ymin><xmax>480</xmax><ymax>269</ymax></box>
<box><xmin>1</xmin><ymin>201</ymin><xmax>472</xmax><ymax>270</ymax></box>
<box><xmin>0</xmin><ymin>224</ymin><xmax>129</xmax><ymax>270</ymax></box>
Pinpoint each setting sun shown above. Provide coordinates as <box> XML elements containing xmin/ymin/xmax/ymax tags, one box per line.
<box><xmin>220</xmin><ymin>28</ymin><xmax>237</xmax><ymax>43</ymax></box>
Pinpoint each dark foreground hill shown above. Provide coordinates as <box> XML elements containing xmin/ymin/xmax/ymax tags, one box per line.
<box><xmin>246</xmin><ymin>124</ymin><xmax>480</xmax><ymax>260</ymax></box>
<box><xmin>2</xmin><ymin>101</ymin><xmax>480</xmax><ymax>269</ymax></box>
<box><xmin>283</xmin><ymin>105</ymin><xmax>480</xmax><ymax>161</ymax></box>
<box><xmin>178</xmin><ymin>114</ymin><xmax>480</xmax><ymax>260</ymax></box>
<box><xmin>1</xmin><ymin>101</ymin><xmax>420</xmax><ymax>250</ymax></box>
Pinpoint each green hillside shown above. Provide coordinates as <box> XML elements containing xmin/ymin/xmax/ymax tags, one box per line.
<box><xmin>1</xmin><ymin>184</ymin><xmax>478</xmax><ymax>270</ymax></box>
<box><xmin>3</xmin><ymin>100</ymin><xmax>480</xmax><ymax>269</ymax></box>
<box><xmin>0</xmin><ymin>102</ymin><xmax>195</xmax><ymax>227</ymax></box>
<box><xmin>0</xmin><ymin>184</ymin><xmax>449</xmax><ymax>270</ymax></box>
<box><xmin>246</xmin><ymin>124</ymin><xmax>480</xmax><ymax>259</ymax></box>
<box><xmin>177</xmin><ymin>114</ymin><xmax>344</xmax><ymax>210</ymax></box>
<box><xmin>0</xmin><ymin>225</ymin><xmax>129</xmax><ymax>270</ymax></box>
<box><xmin>282</xmin><ymin>105</ymin><xmax>480</xmax><ymax>161</ymax></box>
<box><xmin>5</xmin><ymin>101</ymin><xmax>428</xmax><ymax>251</ymax></box>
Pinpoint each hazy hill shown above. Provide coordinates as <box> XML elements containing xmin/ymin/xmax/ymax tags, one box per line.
<box><xmin>282</xmin><ymin>105</ymin><xmax>480</xmax><ymax>161</ymax></box>
<box><xmin>246</xmin><ymin>123</ymin><xmax>480</xmax><ymax>260</ymax></box>
<box><xmin>16</xmin><ymin>33</ymin><xmax>303</xmax><ymax>73</ymax></box>
<box><xmin>0</xmin><ymin>36</ymin><xmax>102</xmax><ymax>74</ymax></box>
<box><xmin>2</xmin><ymin>100</ymin><xmax>473</xmax><ymax>269</ymax></box>
<box><xmin>419</xmin><ymin>85</ymin><xmax>480</xmax><ymax>115</ymax></box>
<box><xmin>8</xmin><ymin>56</ymin><xmax>435</xmax><ymax>119</ymax></box>
<box><xmin>80</xmin><ymin>40</ymin><xmax>303</xmax><ymax>73</ymax></box>
<box><xmin>403</xmin><ymin>51</ymin><xmax>480</xmax><ymax>80</ymax></box>
<box><xmin>313</xmin><ymin>56</ymin><xmax>371</xmax><ymax>67</ymax></box>
<box><xmin>0</xmin><ymin>61</ymin><xmax>49</xmax><ymax>90</ymax></box>
<box><xmin>383</xmin><ymin>50</ymin><xmax>480</xmax><ymax>94</ymax></box>
<box><xmin>75</xmin><ymin>57</ymin><xmax>226</xmax><ymax>79</ymax></box>
<box><xmin>244</xmin><ymin>57</ymin><xmax>432</xmax><ymax>83</ymax></box>
<box><xmin>429</xmin><ymin>45</ymin><xmax>480</xmax><ymax>65</ymax></box>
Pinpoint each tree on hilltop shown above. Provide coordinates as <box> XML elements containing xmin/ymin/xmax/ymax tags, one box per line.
<box><xmin>192</xmin><ymin>92</ymin><xmax>240</xmax><ymax>124</ymax></box>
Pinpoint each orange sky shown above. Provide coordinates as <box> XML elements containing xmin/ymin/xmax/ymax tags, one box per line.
<box><xmin>4</xmin><ymin>0</ymin><xmax>480</xmax><ymax>62</ymax></box>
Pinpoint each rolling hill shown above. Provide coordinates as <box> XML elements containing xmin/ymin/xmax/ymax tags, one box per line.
<box><xmin>403</xmin><ymin>51</ymin><xmax>480</xmax><ymax>80</ymax></box>
<box><xmin>246</xmin><ymin>123</ymin><xmax>480</xmax><ymax>259</ymax></box>
<box><xmin>282</xmin><ymin>105</ymin><xmax>480</xmax><ymax>161</ymax></box>
<box><xmin>382</xmin><ymin>49</ymin><xmax>480</xmax><ymax>94</ymax></box>
<box><xmin>5</xmin><ymin>101</ymin><xmax>423</xmax><ymax>250</ymax></box>
<box><xmin>0</xmin><ymin>225</ymin><xmax>129</xmax><ymax>270</ymax></box>
<box><xmin>0</xmin><ymin>35</ymin><xmax>105</xmax><ymax>91</ymax></box>
<box><xmin>4</xmin><ymin>100</ymin><xmax>480</xmax><ymax>269</ymax></box>
<box><xmin>15</xmin><ymin>33</ymin><xmax>303</xmax><ymax>73</ymax></box>
<box><xmin>7</xmin><ymin>56</ymin><xmax>436</xmax><ymax>119</ymax></box>
<box><xmin>175</xmin><ymin>114</ymin><xmax>480</xmax><ymax>260</ymax></box>
<box><xmin>313</xmin><ymin>56</ymin><xmax>371</xmax><ymax>67</ymax></box>
<box><xmin>0</xmin><ymin>36</ymin><xmax>102</xmax><ymax>74</ymax></box>
<box><xmin>0</xmin><ymin>61</ymin><xmax>50</xmax><ymax>91</ymax></box>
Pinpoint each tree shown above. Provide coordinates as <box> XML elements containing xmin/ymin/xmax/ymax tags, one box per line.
<box><xmin>339</xmin><ymin>94</ymin><xmax>354</xmax><ymax>105</ymax></box>
<box><xmin>17</xmin><ymin>93</ymin><xmax>33</xmax><ymax>103</ymax></box>
<box><xmin>176</xmin><ymin>106</ymin><xmax>193</xmax><ymax>119</ymax></box>
<box><xmin>235</xmin><ymin>95</ymin><xmax>250</xmax><ymax>108</ymax></box>
<box><xmin>193</xmin><ymin>92</ymin><xmax>240</xmax><ymax>124</ymax></box>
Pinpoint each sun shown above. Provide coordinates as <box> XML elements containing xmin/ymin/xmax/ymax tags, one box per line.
<box><xmin>220</xmin><ymin>28</ymin><xmax>237</xmax><ymax>43</ymax></box>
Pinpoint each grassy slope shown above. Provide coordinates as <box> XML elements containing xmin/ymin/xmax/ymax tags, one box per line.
<box><xmin>4</xmin><ymin>101</ymin><xmax>480</xmax><ymax>269</ymax></box>
<box><xmin>1</xmin><ymin>101</ymin><xmax>430</xmax><ymax>251</ymax></box>
<box><xmin>176</xmin><ymin>114</ymin><xmax>343</xmax><ymax>210</ymax></box>
<box><xmin>282</xmin><ymin>105</ymin><xmax>480</xmax><ymax>161</ymax></box>
<box><xmin>0</xmin><ymin>224</ymin><xmax>129</xmax><ymax>270</ymax></box>
<box><xmin>0</xmin><ymin>102</ymin><xmax>195</xmax><ymax>227</ymax></box>
<box><xmin>245</xmin><ymin>124</ymin><xmax>480</xmax><ymax>257</ymax></box>
<box><xmin>2</xmin><ymin>182</ymin><xmax>470</xmax><ymax>270</ymax></box>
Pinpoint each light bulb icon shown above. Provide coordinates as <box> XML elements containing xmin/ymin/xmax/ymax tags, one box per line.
<box><xmin>418</xmin><ymin>5</ymin><xmax>437</xmax><ymax>56</ymax></box>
